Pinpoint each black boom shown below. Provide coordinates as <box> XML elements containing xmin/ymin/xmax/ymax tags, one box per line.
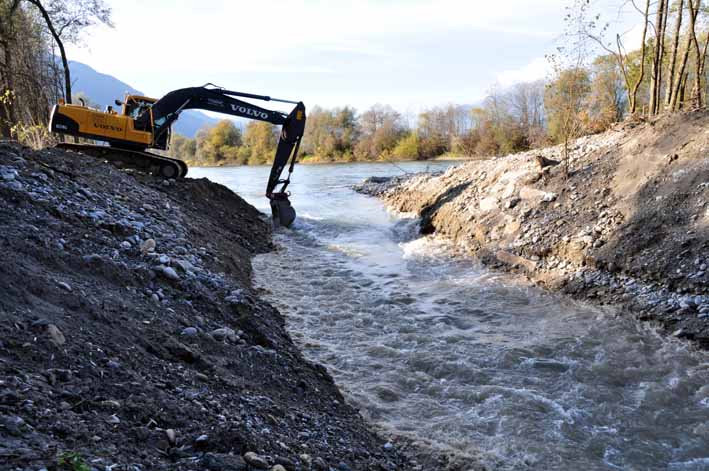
<box><xmin>137</xmin><ymin>85</ymin><xmax>306</xmax><ymax>227</ymax></box>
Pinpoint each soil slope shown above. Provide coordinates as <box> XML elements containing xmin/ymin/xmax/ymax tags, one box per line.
<box><xmin>357</xmin><ymin>111</ymin><xmax>709</xmax><ymax>347</ymax></box>
<box><xmin>0</xmin><ymin>142</ymin><xmax>414</xmax><ymax>471</ymax></box>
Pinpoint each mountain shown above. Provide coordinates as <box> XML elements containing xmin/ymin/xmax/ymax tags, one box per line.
<box><xmin>68</xmin><ymin>60</ymin><xmax>219</xmax><ymax>138</ymax></box>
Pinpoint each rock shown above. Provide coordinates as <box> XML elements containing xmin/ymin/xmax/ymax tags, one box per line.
<box><xmin>106</xmin><ymin>414</ymin><xmax>121</xmax><ymax>424</ymax></box>
<box><xmin>47</xmin><ymin>324</ymin><xmax>65</xmax><ymax>345</ymax></box>
<box><xmin>120</xmin><ymin>240</ymin><xmax>132</xmax><ymax>250</ymax></box>
<box><xmin>211</xmin><ymin>327</ymin><xmax>237</xmax><ymax>342</ymax></box>
<box><xmin>519</xmin><ymin>186</ymin><xmax>557</xmax><ymax>204</ymax></box>
<box><xmin>0</xmin><ymin>167</ymin><xmax>18</xmax><ymax>181</ymax></box>
<box><xmin>175</xmin><ymin>259</ymin><xmax>195</xmax><ymax>273</ymax></box>
<box><xmin>56</xmin><ymin>281</ymin><xmax>72</xmax><ymax>292</ymax></box>
<box><xmin>535</xmin><ymin>155</ymin><xmax>560</xmax><ymax>169</ymax></box>
<box><xmin>496</xmin><ymin>250</ymin><xmax>537</xmax><ymax>272</ymax></box>
<box><xmin>383</xmin><ymin>442</ymin><xmax>394</xmax><ymax>450</ymax></box>
<box><xmin>181</xmin><ymin>327</ymin><xmax>198</xmax><ymax>337</ymax></box>
<box><xmin>243</xmin><ymin>451</ymin><xmax>269</xmax><ymax>469</ymax></box>
<box><xmin>159</xmin><ymin>254</ymin><xmax>170</xmax><ymax>264</ymax></box>
<box><xmin>271</xmin><ymin>466</ymin><xmax>287</xmax><ymax>471</ymax></box>
<box><xmin>194</xmin><ymin>434</ymin><xmax>209</xmax><ymax>448</ymax></box>
<box><xmin>479</xmin><ymin>196</ymin><xmax>498</xmax><ymax>212</ymax></box>
<box><xmin>312</xmin><ymin>457</ymin><xmax>328</xmax><ymax>470</ymax></box>
<box><xmin>140</xmin><ymin>238</ymin><xmax>156</xmax><ymax>254</ymax></box>
<box><xmin>506</xmin><ymin>197</ymin><xmax>521</xmax><ymax>209</ymax></box>
<box><xmin>161</xmin><ymin>266</ymin><xmax>180</xmax><ymax>281</ymax></box>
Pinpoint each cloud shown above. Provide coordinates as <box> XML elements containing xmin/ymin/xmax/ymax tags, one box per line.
<box><xmin>496</xmin><ymin>57</ymin><xmax>551</xmax><ymax>87</ymax></box>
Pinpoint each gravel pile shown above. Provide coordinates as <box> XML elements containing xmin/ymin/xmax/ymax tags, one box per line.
<box><xmin>0</xmin><ymin>142</ymin><xmax>415</xmax><ymax>470</ymax></box>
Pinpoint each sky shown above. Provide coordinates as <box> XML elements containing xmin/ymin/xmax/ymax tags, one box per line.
<box><xmin>66</xmin><ymin>0</ymin><xmax>644</xmax><ymax>114</ymax></box>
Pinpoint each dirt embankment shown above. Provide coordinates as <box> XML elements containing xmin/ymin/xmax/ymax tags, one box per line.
<box><xmin>357</xmin><ymin>111</ymin><xmax>709</xmax><ymax>348</ymax></box>
<box><xmin>0</xmin><ymin>142</ymin><xmax>416</xmax><ymax>470</ymax></box>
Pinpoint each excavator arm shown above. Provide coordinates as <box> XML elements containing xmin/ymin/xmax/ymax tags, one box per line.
<box><xmin>138</xmin><ymin>85</ymin><xmax>306</xmax><ymax>227</ymax></box>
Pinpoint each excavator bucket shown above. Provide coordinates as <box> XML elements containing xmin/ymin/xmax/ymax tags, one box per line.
<box><xmin>270</xmin><ymin>193</ymin><xmax>296</xmax><ymax>228</ymax></box>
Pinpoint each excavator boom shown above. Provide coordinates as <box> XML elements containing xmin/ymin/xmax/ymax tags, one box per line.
<box><xmin>49</xmin><ymin>84</ymin><xmax>306</xmax><ymax>227</ymax></box>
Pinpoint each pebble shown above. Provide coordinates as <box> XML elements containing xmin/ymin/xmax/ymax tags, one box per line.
<box><xmin>271</xmin><ymin>466</ymin><xmax>286</xmax><ymax>471</ymax></box>
<box><xmin>181</xmin><ymin>327</ymin><xmax>198</xmax><ymax>337</ymax></box>
<box><xmin>244</xmin><ymin>451</ymin><xmax>269</xmax><ymax>469</ymax></box>
<box><xmin>140</xmin><ymin>238</ymin><xmax>156</xmax><ymax>254</ymax></box>
<box><xmin>0</xmin><ymin>167</ymin><xmax>18</xmax><ymax>181</ymax></box>
<box><xmin>161</xmin><ymin>266</ymin><xmax>180</xmax><ymax>281</ymax></box>
<box><xmin>56</xmin><ymin>281</ymin><xmax>72</xmax><ymax>292</ymax></box>
<box><xmin>46</xmin><ymin>324</ymin><xmax>65</xmax><ymax>345</ymax></box>
<box><xmin>159</xmin><ymin>254</ymin><xmax>170</xmax><ymax>264</ymax></box>
<box><xmin>120</xmin><ymin>240</ymin><xmax>131</xmax><ymax>250</ymax></box>
<box><xmin>211</xmin><ymin>327</ymin><xmax>237</xmax><ymax>342</ymax></box>
<box><xmin>106</xmin><ymin>414</ymin><xmax>121</xmax><ymax>424</ymax></box>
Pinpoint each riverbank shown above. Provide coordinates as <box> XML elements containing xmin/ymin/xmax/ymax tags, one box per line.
<box><xmin>356</xmin><ymin>111</ymin><xmax>709</xmax><ymax>348</ymax></box>
<box><xmin>0</xmin><ymin>142</ymin><xmax>418</xmax><ymax>470</ymax></box>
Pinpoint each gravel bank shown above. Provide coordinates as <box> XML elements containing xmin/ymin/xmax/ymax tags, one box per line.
<box><xmin>0</xmin><ymin>142</ymin><xmax>418</xmax><ymax>470</ymax></box>
<box><xmin>356</xmin><ymin>112</ymin><xmax>709</xmax><ymax>348</ymax></box>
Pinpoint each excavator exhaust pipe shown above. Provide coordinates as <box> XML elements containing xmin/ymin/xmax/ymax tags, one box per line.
<box><xmin>270</xmin><ymin>193</ymin><xmax>296</xmax><ymax>228</ymax></box>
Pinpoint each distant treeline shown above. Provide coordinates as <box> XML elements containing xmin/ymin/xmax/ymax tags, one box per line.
<box><xmin>172</xmin><ymin>55</ymin><xmax>625</xmax><ymax>167</ymax></box>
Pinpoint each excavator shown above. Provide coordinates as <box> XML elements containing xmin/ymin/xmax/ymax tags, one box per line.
<box><xmin>48</xmin><ymin>84</ymin><xmax>306</xmax><ymax>227</ymax></box>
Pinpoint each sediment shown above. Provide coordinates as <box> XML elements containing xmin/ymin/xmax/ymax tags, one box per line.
<box><xmin>0</xmin><ymin>142</ymin><xmax>416</xmax><ymax>470</ymax></box>
<box><xmin>357</xmin><ymin>111</ymin><xmax>709</xmax><ymax>348</ymax></box>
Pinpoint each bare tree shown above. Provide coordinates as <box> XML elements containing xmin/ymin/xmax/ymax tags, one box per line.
<box><xmin>649</xmin><ymin>0</ymin><xmax>667</xmax><ymax>115</ymax></box>
<box><xmin>585</xmin><ymin>0</ymin><xmax>651</xmax><ymax>114</ymax></box>
<box><xmin>665</xmin><ymin>0</ymin><xmax>685</xmax><ymax>108</ymax></box>
<box><xmin>23</xmin><ymin>0</ymin><xmax>111</xmax><ymax>104</ymax></box>
<box><xmin>688</xmin><ymin>0</ymin><xmax>704</xmax><ymax>107</ymax></box>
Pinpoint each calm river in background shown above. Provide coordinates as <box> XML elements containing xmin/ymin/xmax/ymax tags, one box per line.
<box><xmin>190</xmin><ymin>162</ymin><xmax>709</xmax><ymax>471</ymax></box>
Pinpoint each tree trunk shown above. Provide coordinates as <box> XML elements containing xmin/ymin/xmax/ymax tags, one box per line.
<box><xmin>688</xmin><ymin>0</ymin><xmax>703</xmax><ymax>107</ymax></box>
<box><xmin>28</xmin><ymin>0</ymin><xmax>71</xmax><ymax>104</ymax></box>
<box><xmin>631</xmin><ymin>0</ymin><xmax>652</xmax><ymax>114</ymax></box>
<box><xmin>665</xmin><ymin>0</ymin><xmax>684</xmax><ymax>108</ymax></box>
<box><xmin>649</xmin><ymin>0</ymin><xmax>667</xmax><ymax>115</ymax></box>
<box><xmin>670</xmin><ymin>1</ymin><xmax>696</xmax><ymax>110</ymax></box>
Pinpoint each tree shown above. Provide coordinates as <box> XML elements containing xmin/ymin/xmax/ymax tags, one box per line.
<box><xmin>391</xmin><ymin>132</ymin><xmax>420</xmax><ymax>160</ymax></box>
<box><xmin>649</xmin><ymin>0</ymin><xmax>668</xmax><ymax>115</ymax></box>
<box><xmin>665</xmin><ymin>0</ymin><xmax>685</xmax><ymax>108</ymax></box>
<box><xmin>546</xmin><ymin>66</ymin><xmax>591</xmax><ymax>174</ymax></box>
<box><xmin>588</xmin><ymin>54</ymin><xmax>626</xmax><ymax>130</ymax></box>
<box><xmin>24</xmin><ymin>0</ymin><xmax>112</xmax><ymax>104</ymax></box>
<box><xmin>355</xmin><ymin>104</ymin><xmax>406</xmax><ymax>160</ymax></box>
<box><xmin>244</xmin><ymin>121</ymin><xmax>277</xmax><ymax>165</ymax></box>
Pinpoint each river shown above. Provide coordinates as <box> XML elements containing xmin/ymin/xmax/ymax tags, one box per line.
<box><xmin>190</xmin><ymin>162</ymin><xmax>709</xmax><ymax>471</ymax></box>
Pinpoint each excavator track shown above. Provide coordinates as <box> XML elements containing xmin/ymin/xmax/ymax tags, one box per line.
<box><xmin>56</xmin><ymin>143</ymin><xmax>188</xmax><ymax>179</ymax></box>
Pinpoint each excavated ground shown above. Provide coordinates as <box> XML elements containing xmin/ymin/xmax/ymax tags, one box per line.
<box><xmin>0</xmin><ymin>142</ymin><xmax>418</xmax><ymax>471</ymax></box>
<box><xmin>356</xmin><ymin>111</ymin><xmax>709</xmax><ymax>348</ymax></box>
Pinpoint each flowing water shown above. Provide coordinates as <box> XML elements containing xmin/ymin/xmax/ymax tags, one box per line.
<box><xmin>191</xmin><ymin>162</ymin><xmax>709</xmax><ymax>471</ymax></box>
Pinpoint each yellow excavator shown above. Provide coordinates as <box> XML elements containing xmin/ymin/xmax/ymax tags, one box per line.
<box><xmin>49</xmin><ymin>84</ymin><xmax>306</xmax><ymax>227</ymax></box>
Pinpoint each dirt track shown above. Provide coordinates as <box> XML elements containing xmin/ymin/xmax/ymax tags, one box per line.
<box><xmin>0</xmin><ymin>142</ymin><xmax>418</xmax><ymax>471</ymax></box>
<box><xmin>357</xmin><ymin>111</ymin><xmax>709</xmax><ymax>348</ymax></box>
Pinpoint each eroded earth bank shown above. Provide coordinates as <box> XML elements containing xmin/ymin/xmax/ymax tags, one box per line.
<box><xmin>357</xmin><ymin>111</ymin><xmax>709</xmax><ymax>347</ymax></box>
<box><xmin>0</xmin><ymin>143</ymin><xmax>420</xmax><ymax>471</ymax></box>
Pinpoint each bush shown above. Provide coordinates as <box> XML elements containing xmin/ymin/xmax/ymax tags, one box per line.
<box><xmin>391</xmin><ymin>133</ymin><xmax>420</xmax><ymax>160</ymax></box>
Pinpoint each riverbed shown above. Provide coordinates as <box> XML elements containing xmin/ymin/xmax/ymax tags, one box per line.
<box><xmin>191</xmin><ymin>162</ymin><xmax>709</xmax><ymax>471</ymax></box>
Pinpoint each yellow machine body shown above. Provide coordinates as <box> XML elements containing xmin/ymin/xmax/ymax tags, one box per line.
<box><xmin>49</xmin><ymin>95</ymin><xmax>158</xmax><ymax>149</ymax></box>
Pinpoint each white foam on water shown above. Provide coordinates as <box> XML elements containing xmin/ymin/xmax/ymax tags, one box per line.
<box><xmin>200</xmin><ymin>162</ymin><xmax>709</xmax><ymax>471</ymax></box>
